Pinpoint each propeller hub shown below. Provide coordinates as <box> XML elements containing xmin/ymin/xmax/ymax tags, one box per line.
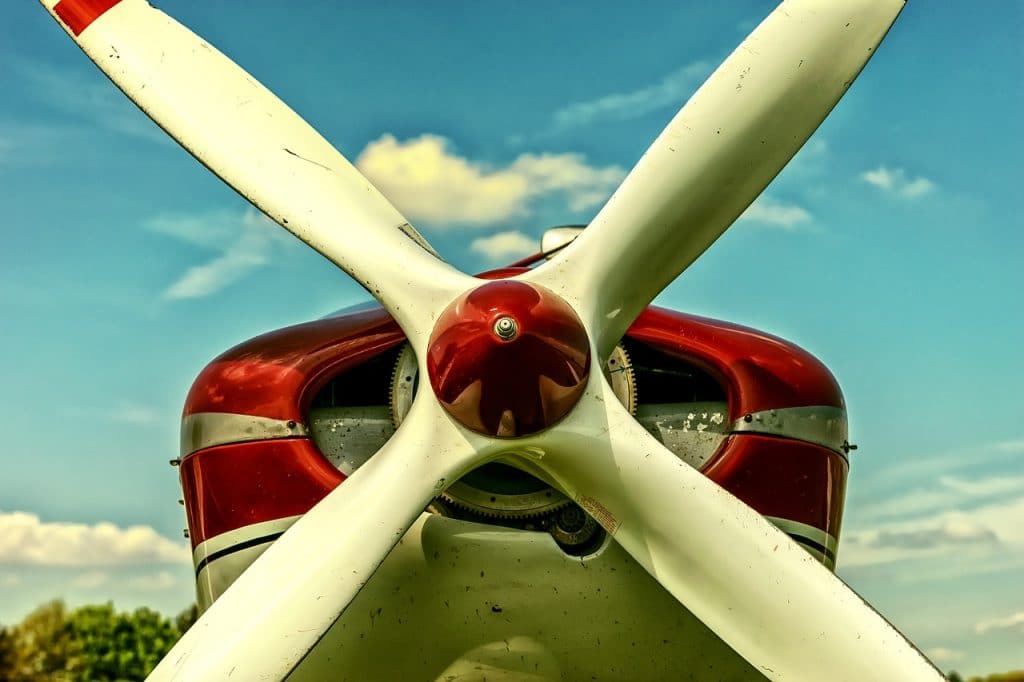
<box><xmin>493</xmin><ymin>316</ymin><xmax>519</xmax><ymax>340</ymax></box>
<box><xmin>427</xmin><ymin>280</ymin><xmax>591</xmax><ymax>437</ymax></box>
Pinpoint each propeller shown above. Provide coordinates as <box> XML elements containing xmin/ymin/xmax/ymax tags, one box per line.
<box><xmin>41</xmin><ymin>0</ymin><xmax>942</xmax><ymax>680</ymax></box>
<box><xmin>523</xmin><ymin>0</ymin><xmax>906</xmax><ymax>357</ymax></box>
<box><xmin>40</xmin><ymin>0</ymin><xmax>473</xmax><ymax>350</ymax></box>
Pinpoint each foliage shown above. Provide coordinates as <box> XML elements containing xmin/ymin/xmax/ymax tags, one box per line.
<box><xmin>173</xmin><ymin>603</ymin><xmax>198</xmax><ymax>635</ymax></box>
<box><xmin>967</xmin><ymin>673</ymin><xmax>1024</xmax><ymax>682</ymax></box>
<box><xmin>1</xmin><ymin>600</ymin><xmax>74</xmax><ymax>681</ymax></box>
<box><xmin>64</xmin><ymin>603</ymin><xmax>180</xmax><ymax>680</ymax></box>
<box><xmin>948</xmin><ymin>673</ymin><xmax>1024</xmax><ymax>682</ymax></box>
<box><xmin>0</xmin><ymin>600</ymin><xmax>196</xmax><ymax>681</ymax></box>
<box><xmin>0</xmin><ymin>626</ymin><xmax>20</xmax><ymax>677</ymax></box>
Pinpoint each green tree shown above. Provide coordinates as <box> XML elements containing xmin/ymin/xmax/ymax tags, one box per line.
<box><xmin>0</xmin><ymin>626</ymin><xmax>17</xmax><ymax>679</ymax></box>
<box><xmin>0</xmin><ymin>600</ymin><xmax>198</xmax><ymax>681</ymax></box>
<box><xmin>173</xmin><ymin>603</ymin><xmax>198</xmax><ymax>635</ymax></box>
<box><xmin>61</xmin><ymin>603</ymin><xmax>179</xmax><ymax>681</ymax></box>
<box><xmin>1</xmin><ymin>599</ymin><xmax>74</xmax><ymax>680</ymax></box>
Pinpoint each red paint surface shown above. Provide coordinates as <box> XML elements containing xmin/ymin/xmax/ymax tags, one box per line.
<box><xmin>184</xmin><ymin>307</ymin><xmax>405</xmax><ymax>422</ymax></box>
<box><xmin>628</xmin><ymin>306</ymin><xmax>844</xmax><ymax>419</ymax></box>
<box><xmin>180</xmin><ymin>439</ymin><xmax>343</xmax><ymax>547</ymax></box>
<box><xmin>54</xmin><ymin>0</ymin><xmax>122</xmax><ymax>36</ymax></box>
<box><xmin>474</xmin><ymin>267</ymin><xmax>530</xmax><ymax>280</ymax></box>
<box><xmin>427</xmin><ymin>281</ymin><xmax>591</xmax><ymax>436</ymax></box>
<box><xmin>706</xmin><ymin>434</ymin><xmax>848</xmax><ymax>539</ymax></box>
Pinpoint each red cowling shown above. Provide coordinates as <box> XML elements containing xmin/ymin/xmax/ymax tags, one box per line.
<box><xmin>628</xmin><ymin>306</ymin><xmax>844</xmax><ymax>419</ymax></box>
<box><xmin>183</xmin><ymin>307</ymin><xmax>405</xmax><ymax>422</ymax></box>
<box><xmin>180</xmin><ymin>283</ymin><xmax>848</xmax><ymax>553</ymax></box>
<box><xmin>180</xmin><ymin>439</ymin><xmax>344</xmax><ymax>547</ymax></box>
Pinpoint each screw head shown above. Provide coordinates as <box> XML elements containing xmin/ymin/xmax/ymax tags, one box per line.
<box><xmin>493</xmin><ymin>316</ymin><xmax>518</xmax><ymax>340</ymax></box>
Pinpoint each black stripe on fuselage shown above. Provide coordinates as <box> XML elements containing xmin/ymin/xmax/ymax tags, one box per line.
<box><xmin>788</xmin><ymin>533</ymin><xmax>835</xmax><ymax>564</ymax></box>
<box><xmin>194</xmin><ymin>531</ymin><xmax>284</xmax><ymax>577</ymax></box>
<box><xmin>193</xmin><ymin>528</ymin><xmax>836</xmax><ymax>577</ymax></box>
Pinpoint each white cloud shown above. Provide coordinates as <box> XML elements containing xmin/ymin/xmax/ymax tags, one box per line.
<box><xmin>62</xmin><ymin>569</ymin><xmax>175</xmax><ymax>592</ymax></box>
<box><xmin>355</xmin><ymin>134</ymin><xmax>624</xmax><ymax>227</ymax></box>
<box><xmin>866</xmin><ymin>515</ymin><xmax>998</xmax><ymax>551</ymax></box>
<box><xmin>126</xmin><ymin>570</ymin><xmax>177</xmax><ymax>591</ymax></box>
<box><xmin>147</xmin><ymin>210</ymin><xmax>249</xmax><ymax>249</ymax></box>
<box><xmin>738</xmin><ymin>196</ymin><xmax>813</xmax><ymax>230</ymax></box>
<box><xmin>860</xmin><ymin>166</ymin><xmax>936</xmax><ymax>199</ymax></box>
<box><xmin>71</xmin><ymin>571</ymin><xmax>110</xmax><ymax>589</ymax></box>
<box><xmin>939</xmin><ymin>474</ymin><xmax>1024</xmax><ymax>498</ymax></box>
<box><xmin>163</xmin><ymin>235</ymin><xmax>268</xmax><ymax>300</ymax></box>
<box><xmin>925</xmin><ymin>647</ymin><xmax>965</xmax><ymax>663</ymax></box>
<box><xmin>552</xmin><ymin>61</ymin><xmax>713</xmax><ymax>129</ymax></box>
<box><xmin>148</xmin><ymin>208</ymin><xmax>290</xmax><ymax>300</ymax></box>
<box><xmin>841</xmin><ymin>494</ymin><xmax>1024</xmax><ymax>572</ymax></box>
<box><xmin>993</xmin><ymin>439</ymin><xmax>1024</xmax><ymax>454</ymax></box>
<box><xmin>857</xmin><ymin>439</ymin><xmax>1024</xmax><ymax>490</ymax></box>
<box><xmin>975</xmin><ymin>611</ymin><xmax>1024</xmax><ymax>635</ymax></box>
<box><xmin>955</xmin><ymin>495</ymin><xmax>1024</xmax><ymax>547</ymax></box>
<box><xmin>470</xmin><ymin>231</ymin><xmax>537</xmax><ymax>262</ymax></box>
<box><xmin>0</xmin><ymin>120</ymin><xmax>87</xmax><ymax>167</ymax></box>
<box><xmin>859</xmin><ymin>474</ymin><xmax>1024</xmax><ymax>521</ymax></box>
<box><xmin>0</xmin><ymin>512</ymin><xmax>190</xmax><ymax>567</ymax></box>
<box><xmin>18</xmin><ymin>60</ymin><xmax>165</xmax><ymax>144</ymax></box>
<box><xmin>900</xmin><ymin>178</ymin><xmax>935</xmax><ymax>198</ymax></box>
<box><xmin>779</xmin><ymin>137</ymin><xmax>830</xmax><ymax>182</ymax></box>
<box><xmin>509</xmin><ymin>154</ymin><xmax>626</xmax><ymax>213</ymax></box>
<box><xmin>0</xmin><ymin>573</ymin><xmax>20</xmax><ymax>587</ymax></box>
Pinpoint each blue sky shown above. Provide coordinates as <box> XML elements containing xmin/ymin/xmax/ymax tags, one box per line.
<box><xmin>1</xmin><ymin>0</ymin><xmax>1021</xmax><ymax>675</ymax></box>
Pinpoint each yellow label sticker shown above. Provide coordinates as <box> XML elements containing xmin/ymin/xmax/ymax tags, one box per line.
<box><xmin>578</xmin><ymin>495</ymin><xmax>619</xmax><ymax>535</ymax></box>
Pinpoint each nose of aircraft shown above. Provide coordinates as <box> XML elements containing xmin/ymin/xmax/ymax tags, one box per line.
<box><xmin>426</xmin><ymin>280</ymin><xmax>592</xmax><ymax>437</ymax></box>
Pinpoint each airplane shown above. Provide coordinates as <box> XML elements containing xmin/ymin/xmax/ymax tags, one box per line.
<box><xmin>39</xmin><ymin>0</ymin><xmax>946</xmax><ymax>679</ymax></box>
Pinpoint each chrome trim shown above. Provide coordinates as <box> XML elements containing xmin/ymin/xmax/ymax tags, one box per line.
<box><xmin>540</xmin><ymin>225</ymin><xmax>584</xmax><ymax>258</ymax></box>
<box><xmin>730</xmin><ymin>405</ymin><xmax>848</xmax><ymax>455</ymax></box>
<box><xmin>635</xmin><ymin>401</ymin><xmax>729</xmax><ymax>470</ymax></box>
<box><xmin>181</xmin><ymin>412</ymin><xmax>309</xmax><ymax>457</ymax></box>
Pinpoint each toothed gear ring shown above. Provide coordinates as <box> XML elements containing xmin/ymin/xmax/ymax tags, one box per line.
<box><xmin>389</xmin><ymin>342</ymin><xmax>636</xmax><ymax>519</ymax></box>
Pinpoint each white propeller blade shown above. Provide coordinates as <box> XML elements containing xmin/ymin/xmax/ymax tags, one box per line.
<box><xmin>527</xmin><ymin>375</ymin><xmax>943</xmax><ymax>681</ymax></box>
<box><xmin>526</xmin><ymin>0</ymin><xmax>905</xmax><ymax>357</ymax></box>
<box><xmin>40</xmin><ymin>0</ymin><xmax>473</xmax><ymax>344</ymax></box>
<box><xmin>148</xmin><ymin>397</ymin><xmax>490</xmax><ymax>681</ymax></box>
